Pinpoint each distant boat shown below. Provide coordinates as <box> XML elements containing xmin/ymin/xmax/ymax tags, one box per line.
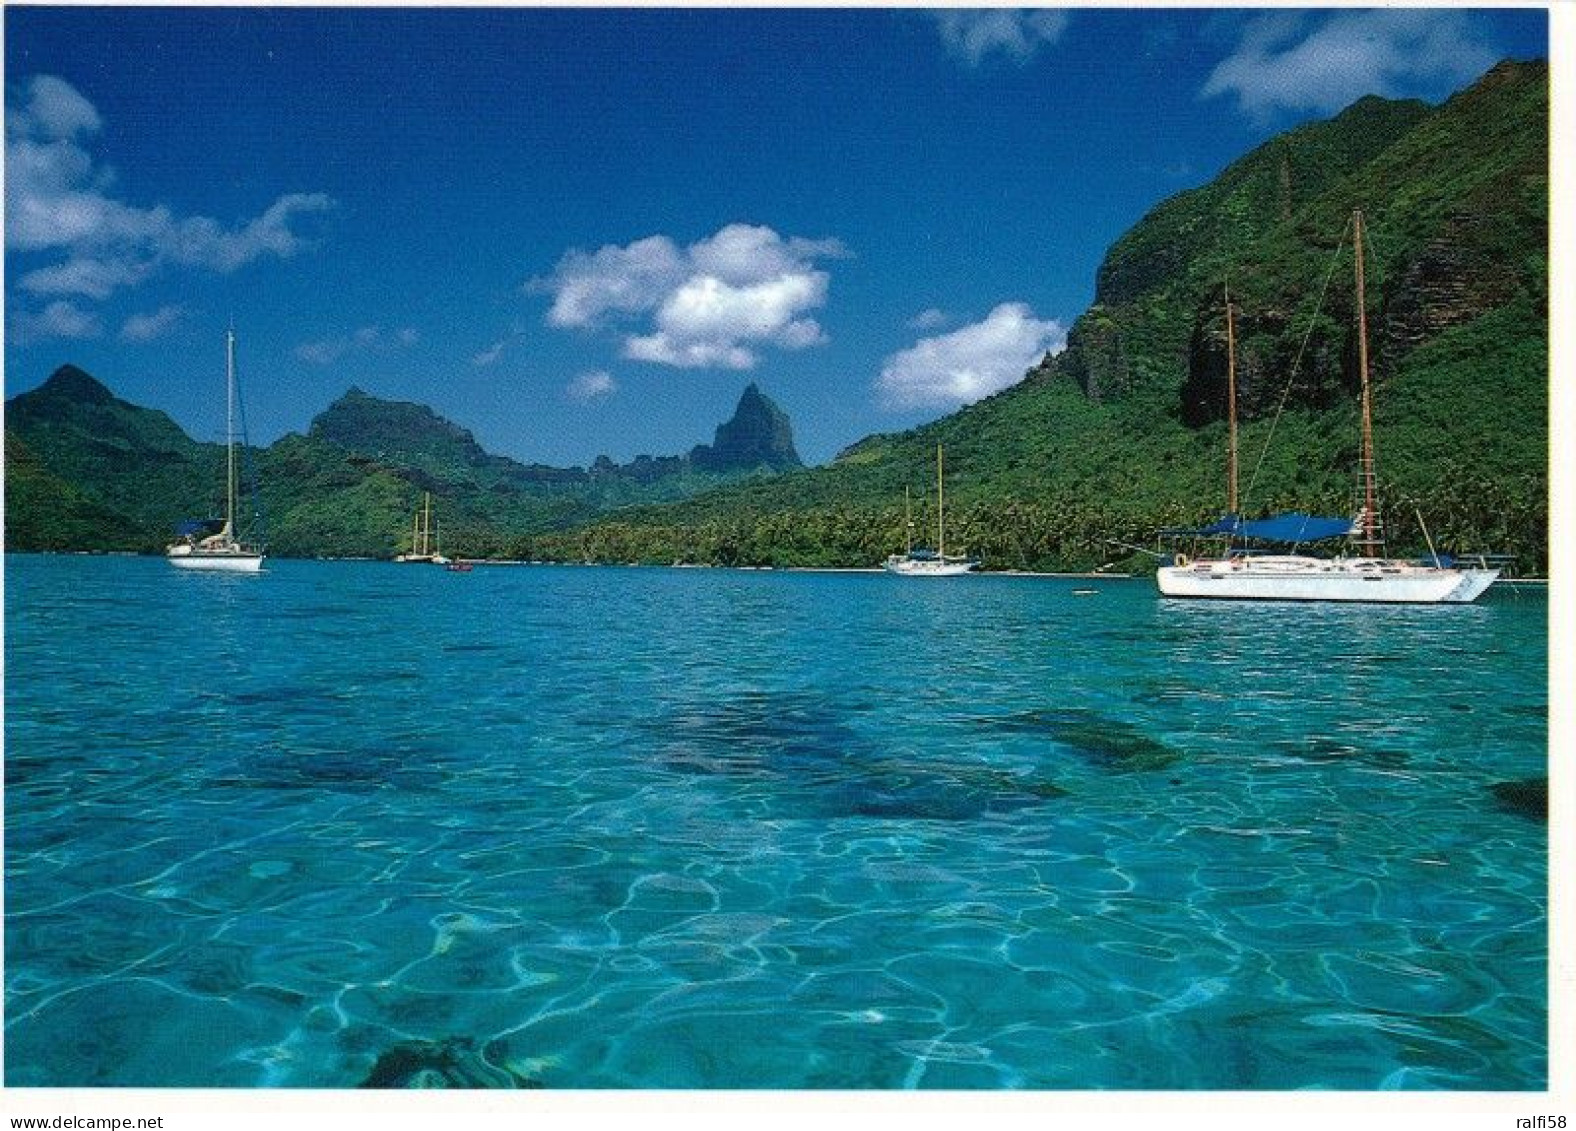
<box><xmin>1155</xmin><ymin>210</ymin><xmax>1499</xmax><ymax>604</ymax></box>
<box><xmin>884</xmin><ymin>444</ymin><xmax>977</xmax><ymax>577</ymax></box>
<box><xmin>166</xmin><ymin>329</ymin><xmax>265</xmax><ymax>573</ymax></box>
<box><xmin>394</xmin><ymin>492</ymin><xmax>450</xmax><ymax>565</ymax></box>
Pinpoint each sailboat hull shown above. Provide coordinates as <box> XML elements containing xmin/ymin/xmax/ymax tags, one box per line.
<box><xmin>1156</xmin><ymin>557</ymin><xmax>1498</xmax><ymax>603</ymax></box>
<box><xmin>1156</xmin><ymin>213</ymin><xmax>1504</xmax><ymax>609</ymax></box>
<box><xmin>168</xmin><ymin>330</ymin><xmax>265</xmax><ymax>574</ymax></box>
<box><xmin>883</xmin><ymin>444</ymin><xmax>977</xmax><ymax>574</ymax></box>
<box><xmin>884</xmin><ymin>556</ymin><xmax>977</xmax><ymax>577</ymax></box>
<box><xmin>166</xmin><ymin>550</ymin><xmax>265</xmax><ymax>573</ymax></box>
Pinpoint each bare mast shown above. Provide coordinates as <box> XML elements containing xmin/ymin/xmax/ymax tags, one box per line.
<box><xmin>936</xmin><ymin>444</ymin><xmax>945</xmax><ymax>559</ymax></box>
<box><xmin>1353</xmin><ymin>210</ymin><xmax>1381</xmax><ymax>555</ymax></box>
<box><xmin>1225</xmin><ymin>283</ymin><xmax>1238</xmax><ymax>516</ymax></box>
<box><xmin>226</xmin><ymin>328</ymin><xmax>237</xmax><ymax>540</ymax></box>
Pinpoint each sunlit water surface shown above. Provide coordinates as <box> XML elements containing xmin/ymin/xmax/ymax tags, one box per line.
<box><xmin>4</xmin><ymin>555</ymin><xmax>1547</xmax><ymax>1088</ymax></box>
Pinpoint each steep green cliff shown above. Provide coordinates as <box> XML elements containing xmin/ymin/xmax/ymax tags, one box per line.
<box><xmin>5</xmin><ymin>62</ymin><xmax>1546</xmax><ymax>572</ymax></box>
<box><xmin>4</xmin><ymin>374</ymin><xmax>804</xmax><ymax>559</ymax></box>
<box><xmin>527</xmin><ymin>60</ymin><xmax>1547</xmax><ymax>573</ymax></box>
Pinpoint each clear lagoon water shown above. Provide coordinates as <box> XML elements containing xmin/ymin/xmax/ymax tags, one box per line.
<box><xmin>3</xmin><ymin>554</ymin><xmax>1547</xmax><ymax>1089</ymax></box>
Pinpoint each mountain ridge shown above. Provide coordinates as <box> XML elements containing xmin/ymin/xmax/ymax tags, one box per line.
<box><xmin>4</xmin><ymin>375</ymin><xmax>805</xmax><ymax>557</ymax></box>
<box><xmin>4</xmin><ymin>59</ymin><xmax>1548</xmax><ymax>571</ymax></box>
<box><xmin>519</xmin><ymin>58</ymin><xmax>1547</xmax><ymax>573</ymax></box>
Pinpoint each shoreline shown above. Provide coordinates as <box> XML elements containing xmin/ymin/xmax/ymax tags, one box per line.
<box><xmin>6</xmin><ymin>550</ymin><xmax>1552</xmax><ymax>586</ymax></box>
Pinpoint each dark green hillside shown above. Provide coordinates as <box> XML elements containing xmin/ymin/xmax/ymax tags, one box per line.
<box><xmin>5</xmin><ymin>370</ymin><xmax>807</xmax><ymax>558</ymax></box>
<box><xmin>4</xmin><ymin>367</ymin><xmax>220</xmax><ymax>549</ymax></box>
<box><xmin>532</xmin><ymin>60</ymin><xmax>1547</xmax><ymax>573</ymax></box>
<box><xmin>309</xmin><ymin>387</ymin><xmax>530</xmax><ymax>482</ymax></box>
<box><xmin>5</xmin><ymin>62</ymin><xmax>1545</xmax><ymax>571</ymax></box>
<box><xmin>690</xmin><ymin>383</ymin><xmax>803</xmax><ymax>472</ymax></box>
<box><xmin>2</xmin><ymin>432</ymin><xmax>148</xmax><ymax>551</ymax></box>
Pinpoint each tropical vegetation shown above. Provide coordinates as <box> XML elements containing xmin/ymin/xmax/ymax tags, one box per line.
<box><xmin>4</xmin><ymin>61</ymin><xmax>1547</xmax><ymax>574</ymax></box>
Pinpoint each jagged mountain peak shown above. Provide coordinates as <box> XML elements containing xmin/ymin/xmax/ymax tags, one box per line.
<box><xmin>690</xmin><ymin>383</ymin><xmax>802</xmax><ymax>473</ymax></box>
<box><xmin>33</xmin><ymin>364</ymin><xmax>117</xmax><ymax>406</ymax></box>
<box><xmin>308</xmin><ymin>386</ymin><xmax>489</xmax><ymax>467</ymax></box>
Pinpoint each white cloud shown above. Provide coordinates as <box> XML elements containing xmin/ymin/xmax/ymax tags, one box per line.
<box><xmin>296</xmin><ymin>325</ymin><xmax>419</xmax><ymax>366</ymax></box>
<box><xmin>933</xmin><ymin>10</ymin><xmax>1070</xmax><ymax>66</ymax></box>
<box><xmin>5</xmin><ymin>75</ymin><xmax>333</xmax><ymax>301</ymax></box>
<box><xmin>877</xmin><ymin>302</ymin><xmax>1064</xmax><ymax>410</ymax></box>
<box><xmin>536</xmin><ymin>223</ymin><xmax>844</xmax><ymax>370</ymax></box>
<box><xmin>566</xmin><ymin>370</ymin><xmax>617</xmax><ymax>402</ymax></box>
<box><xmin>909</xmin><ymin>308</ymin><xmax>950</xmax><ymax>331</ymax></box>
<box><xmin>1202</xmin><ymin>10</ymin><xmax>1499</xmax><ymax>120</ymax></box>
<box><xmin>472</xmin><ymin>340</ymin><xmax>507</xmax><ymax>368</ymax></box>
<box><xmin>624</xmin><ymin>334</ymin><xmax>756</xmax><ymax>370</ymax></box>
<box><xmin>543</xmin><ymin>235</ymin><xmax>686</xmax><ymax>329</ymax></box>
<box><xmin>158</xmin><ymin>194</ymin><xmax>334</xmax><ymax>272</ymax></box>
<box><xmin>9</xmin><ymin>75</ymin><xmax>102</xmax><ymax>141</ymax></box>
<box><xmin>11</xmin><ymin>299</ymin><xmax>103</xmax><ymax>343</ymax></box>
<box><xmin>296</xmin><ymin>340</ymin><xmax>345</xmax><ymax>366</ymax></box>
<box><xmin>20</xmin><ymin>256</ymin><xmax>152</xmax><ymax>299</ymax></box>
<box><xmin>120</xmin><ymin>305</ymin><xmax>183</xmax><ymax>343</ymax></box>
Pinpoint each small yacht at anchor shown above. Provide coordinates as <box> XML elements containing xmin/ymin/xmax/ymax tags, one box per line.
<box><xmin>166</xmin><ymin>329</ymin><xmax>265</xmax><ymax>573</ymax></box>
<box><xmin>884</xmin><ymin>444</ymin><xmax>977</xmax><ymax>577</ymax></box>
<box><xmin>1155</xmin><ymin>210</ymin><xmax>1499</xmax><ymax>605</ymax></box>
<box><xmin>394</xmin><ymin>492</ymin><xmax>450</xmax><ymax>565</ymax></box>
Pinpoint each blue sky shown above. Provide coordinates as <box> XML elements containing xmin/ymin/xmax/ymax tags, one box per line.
<box><xmin>4</xmin><ymin>6</ymin><xmax>1550</xmax><ymax>467</ymax></box>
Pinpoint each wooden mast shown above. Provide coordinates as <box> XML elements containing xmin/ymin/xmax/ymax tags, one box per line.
<box><xmin>1353</xmin><ymin>210</ymin><xmax>1380</xmax><ymax>555</ymax></box>
<box><xmin>1225</xmin><ymin>283</ymin><xmax>1238</xmax><ymax>517</ymax></box>
<box><xmin>225</xmin><ymin>328</ymin><xmax>237</xmax><ymax>540</ymax></box>
<box><xmin>936</xmin><ymin>444</ymin><xmax>945</xmax><ymax>560</ymax></box>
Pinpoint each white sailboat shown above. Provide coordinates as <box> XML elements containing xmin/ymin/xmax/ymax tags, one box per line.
<box><xmin>1155</xmin><ymin>210</ymin><xmax>1499</xmax><ymax>604</ymax></box>
<box><xmin>884</xmin><ymin>444</ymin><xmax>977</xmax><ymax>576</ymax></box>
<box><xmin>166</xmin><ymin>329</ymin><xmax>265</xmax><ymax>573</ymax></box>
<box><xmin>394</xmin><ymin>492</ymin><xmax>449</xmax><ymax>564</ymax></box>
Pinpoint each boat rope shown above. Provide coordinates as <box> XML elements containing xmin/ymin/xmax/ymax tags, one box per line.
<box><xmin>1103</xmin><ymin>538</ymin><xmax>1171</xmax><ymax>561</ymax></box>
<box><xmin>1240</xmin><ymin>218</ymin><xmax>1352</xmax><ymax>507</ymax></box>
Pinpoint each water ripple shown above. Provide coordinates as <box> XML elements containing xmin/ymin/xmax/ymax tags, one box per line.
<box><xmin>4</xmin><ymin>556</ymin><xmax>1547</xmax><ymax>1089</ymax></box>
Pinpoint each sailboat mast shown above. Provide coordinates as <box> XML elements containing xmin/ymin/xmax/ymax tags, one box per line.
<box><xmin>226</xmin><ymin>328</ymin><xmax>237</xmax><ymax>536</ymax></box>
<box><xmin>1225</xmin><ymin>285</ymin><xmax>1238</xmax><ymax>516</ymax></box>
<box><xmin>936</xmin><ymin>444</ymin><xmax>945</xmax><ymax>559</ymax></box>
<box><xmin>1353</xmin><ymin>210</ymin><xmax>1380</xmax><ymax>555</ymax></box>
<box><xmin>423</xmin><ymin>493</ymin><xmax>432</xmax><ymax>556</ymax></box>
<box><xmin>904</xmin><ymin>485</ymin><xmax>913</xmax><ymax>554</ymax></box>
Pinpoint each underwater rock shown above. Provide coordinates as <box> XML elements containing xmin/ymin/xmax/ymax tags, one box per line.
<box><xmin>988</xmin><ymin>708</ymin><xmax>1182</xmax><ymax>772</ymax></box>
<box><xmin>653</xmin><ymin>690</ymin><xmax>865</xmax><ymax>777</ymax></box>
<box><xmin>1489</xmin><ymin>777</ymin><xmax>1547</xmax><ymax>822</ymax></box>
<box><xmin>359</xmin><ymin>1036</ymin><xmax>540</xmax><ymax>1089</ymax></box>
<box><xmin>650</xmin><ymin>691</ymin><xmax>1070</xmax><ymax>820</ymax></box>
<box><xmin>838</xmin><ymin>767</ymin><xmax>1068</xmax><ymax>822</ymax></box>
<box><xmin>220</xmin><ymin>740</ymin><xmax>443</xmax><ymax>794</ymax></box>
<box><xmin>1271</xmin><ymin>737</ymin><xmax>1409</xmax><ymax>767</ymax></box>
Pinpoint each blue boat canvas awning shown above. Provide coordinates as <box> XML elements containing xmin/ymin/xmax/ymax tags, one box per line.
<box><xmin>1239</xmin><ymin>512</ymin><xmax>1358</xmax><ymax>543</ymax></box>
<box><xmin>1161</xmin><ymin>511</ymin><xmax>1357</xmax><ymax>544</ymax></box>
<box><xmin>174</xmin><ymin>518</ymin><xmax>226</xmax><ymax>537</ymax></box>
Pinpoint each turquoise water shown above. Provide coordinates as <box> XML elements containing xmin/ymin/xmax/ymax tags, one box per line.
<box><xmin>4</xmin><ymin>554</ymin><xmax>1547</xmax><ymax>1089</ymax></box>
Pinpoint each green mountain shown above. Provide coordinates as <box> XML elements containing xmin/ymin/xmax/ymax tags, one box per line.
<box><xmin>4</xmin><ymin>367</ymin><xmax>220</xmax><ymax>552</ymax></box>
<box><xmin>5</xmin><ymin>377</ymin><xmax>804</xmax><ymax>558</ymax></box>
<box><xmin>524</xmin><ymin>59</ymin><xmax>1548</xmax><ymax>574</ymax></box>
<box><xmin>4</xmin><ymin>61</ymin><xmax>1546</xmax><ymax>573</ymax></box>
<box><xmin>689</xmin><ymin>383</ymin><xmax>802</xmax><ymax>473</ymax></box>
